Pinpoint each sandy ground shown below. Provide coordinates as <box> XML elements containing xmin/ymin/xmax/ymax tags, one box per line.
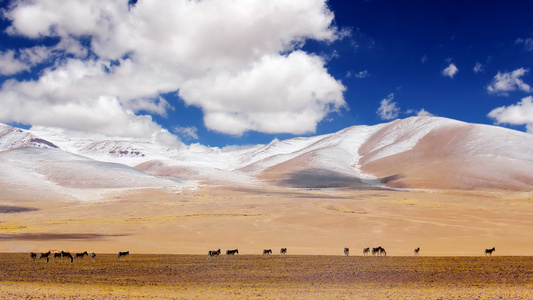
<box><xmin>1</xmin><ymin>184</ymin><xmax>533</xmax><ymax>257</ymax></box>
<box><xmin>1</xmin><ymin>253</ymin><xmax>533</xmax><ymax>299</ymax></box>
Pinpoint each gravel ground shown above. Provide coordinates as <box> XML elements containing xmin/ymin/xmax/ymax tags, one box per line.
<box><xmin>1</xmin><ymin>253</ymin><xmax>532</xmax><ymax>299</ymax></box>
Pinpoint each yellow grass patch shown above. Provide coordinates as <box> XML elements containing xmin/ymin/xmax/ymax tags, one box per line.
<box><xmin>0</xmin><ymin>223</ymin><xmax>33</xmax><ymax>233</ymax></box>
<box><xmin>1</xmin><ymin>254</ymin><xmax>533</xmax><ymax>299</ymax></box>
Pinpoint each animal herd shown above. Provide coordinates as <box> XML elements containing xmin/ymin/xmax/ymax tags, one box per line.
<box><xmin>345</xmin><ymin>247</ymin><xmax>389</xmax><ymax>257</ymax></box>
<box><xmin>207</xmin><ymin>248</ymin><xmax>283</xmax><ymax>259</ymax></box>
<box><xmin>346</xmin><ymin>247</ymin><xmax>496</xmax><ymax>257</ymax></box>
<box><xmin>29</xmin><ymin>250</ymin><xmax>125</xmax><ymax>263</ymax></box>
<box><xmin>29</xmin><ymin>246</ymin><xmax>497</xmax><ymax>262</ymax></box>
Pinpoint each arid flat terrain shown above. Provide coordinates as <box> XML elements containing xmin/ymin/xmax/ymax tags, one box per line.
<box><xmin>1</xmin><ymin>185</ymin><xmax>533</xmax><ymax>256</ymax></box>
<box><xmin>2</xmin><ymin>185</ymin><xmax>533</xmax><ymax>298</ymax></box>
<box><xmin>1</xmin><ymin>253</ymin><xmax>532</xmax><ymax>299</ymax></box>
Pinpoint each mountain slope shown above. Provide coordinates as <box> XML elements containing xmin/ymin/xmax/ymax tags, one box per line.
<box><xmin>358</xmin><ymin>118</ymin><xmax>533</xmax><ymax>190</ymax></box>
<box><xmin>0</xmin><ymin>123</ymin><xmax>59</xmax><ymax>150</ymax></box>
<box><xmin>0</xmin><ymin>147</ymin><xmax>180</xmax><ymax>194</ymax></box>
<box><xmin>1</xmin><ymin>117</ymin><xmax>533</xmax><ymax>193</ymax></box>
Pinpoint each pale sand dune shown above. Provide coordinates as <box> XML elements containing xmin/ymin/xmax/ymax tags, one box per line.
<box><xmin>2</xmin><ymin>185</ymin><xmax>533</xmax><ymax>256</ymax></box>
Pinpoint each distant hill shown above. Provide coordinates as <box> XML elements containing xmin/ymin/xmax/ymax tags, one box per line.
<box><xmin>1</xmin><ymin>116</ymin><xmax>533</xmax><ymax>197</ymax></box>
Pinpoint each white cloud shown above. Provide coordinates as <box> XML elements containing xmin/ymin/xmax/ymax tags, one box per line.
<box><xmin>488</xmin><ymin>96</ymin><xmax>533</xmax><ymax>132</ymax></box>
<box><xmin>346</xmin><ymin>70</ymin><xmax>370</xmax><ymax>78</ymax></box>
<box><xmin>354</xmin><ymin>70</ymin><xmax>370</xmax><ymax>78</ymax></box>
<box><xmin>174</xmin><ymin>126</ymin><xmax>199</xmax><ymax>140</ymax></box>
<box><xmin>516</xmin><ymin>37</ymin><xmax>533</xmax><ymax>51</ymax></box>
<box><xmin>377</xmin><ymin>93</ymin><xmax>400</xmax><ymax>120</ymax></box>
<box><xmin>406</xmin><ymin>108</ymin><xmax>434</xmax><ymax>117</ymax></box>
<box><xmin>180</xmin><ymin>51</ymin><xmax>346</xmax><ymax>135</ymax></box>
<box><xmin>473</xmin><ymin>62</ymin><xmax>483</xmax><ymax>73</ymax></box>
<box><xmin>0</xmin><ymin>50</ymin><xmax>29</xmax><ymax>75</ymax></box>
<box><xmin>487</xmin><ymin>68</ymin><xmax>531</xmax><ymax>96</ymax></box>
<box><xmin>416</xmin><ymin>108</ymin><xmax>434</xmax><ymax>117</ymax></box>
<box><xmin>0</xmin><ymin>0</ymin><xmax>345</xmax><ymax>144</ymax></box>
<box><xmin>442</xmin><ymin>63</ymin><xmax>458</xmax><ymax>78</ymax></box>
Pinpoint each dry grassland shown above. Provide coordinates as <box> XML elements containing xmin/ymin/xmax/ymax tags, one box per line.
<box><xmin>1</xmin><ymin>253</ymin><xmax>533</xmax><ymax>299</ymax></box>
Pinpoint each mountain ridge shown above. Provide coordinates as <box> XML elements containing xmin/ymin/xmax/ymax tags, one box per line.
<box><xmin>1</xmin><ymin>116</ymin><xmax>533</xmax><ymax>197</ymax></box>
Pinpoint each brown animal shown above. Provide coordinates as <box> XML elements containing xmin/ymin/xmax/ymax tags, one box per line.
<box><xmin>208</xmin><ymin>249</ymin><xmax>221</xmax><ymax>259</ymax></box>
<box><xmin>62</xmin><ymin>251</ymin><xmax>74</xmax><ymax>263</ymax></box>
<box><xmin>40</xmin><ymin>251</ymin><xmax>51</xmax><ymax>263</ymax></box>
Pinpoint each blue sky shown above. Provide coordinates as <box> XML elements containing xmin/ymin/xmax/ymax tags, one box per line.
<box><xmin>0</xmin><ymin>0</ymin><xmax>532</xmax><ymax>147</ymax></box>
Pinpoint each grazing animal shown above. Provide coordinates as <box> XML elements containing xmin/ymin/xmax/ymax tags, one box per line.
<box><xmin>91</xmin><ymin>253</ymin><xmax>96</xmax><ymax>260</ymax></box>
<box><xmin>344</xmin><ymin>247</ymin><xmax>349</xmax><ymax>257</ymax></box>
<box><xmin>53</xmin><ymin>252</ymin><xmax>62</xmax><ymax>260</ymax></box>
<box><xmin>118</xmin><ymin>251</ymin><xmax>130</xmax><ymax>259</ymax></box>
<box><xmin>40</xmin><ymin>251</ymin><xmax>51</xmax><ymax>263</ymax></box>
<box><xmin>363</xmin><ymin>248</ymin><xmax>370</xmax><ymax>256</ymax></box>
<box><xmin>263</xmin><ymin>249</ymin><xmax>272</xmax><ymax>256</ymax></box>
<box><xmin>30</xmin><ymin>252</ymin><xmax>37</xmax><ymax>262</ymax></box>
<box><xmin>485</xmin><ymin>247</ymin><xmax>495</xmax><ymax>257</ymax></box>
<box><xmin>280</xmin><ymin>248</ymin><xmax>287</xmax><ymax>256</ymax></box>
<box><xmin>208</xmin><ymin>249</ymin><xmax>221</xmax><ymax>259</ymax></box>
<box><xmin>414</xmin><ymin>247</ymin><xmax>420</xmax><ymax>256</ymax></box>
<box><xmin>226</xmin><ymin>249</ymin><xmax>239</xmax><ymax>256</ymax></box>
<box><xmin>62</xmin><ymin>252</ymin><xmax>74</xmax><ymax>263</ymax></box>
<box><xmin>76</xmin><ymin>251</ymin><xmax>88</xmax><ymax>259</ymax></box>
<box><xmin>372</xmin><ymin>246</ymin><xmax>386</xmax><ymax>256</ymax></box>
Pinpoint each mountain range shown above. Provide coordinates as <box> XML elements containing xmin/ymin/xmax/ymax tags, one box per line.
<box><xmin>2</xmin><ymin>116</ymin><xmax>533</xmax><ymax>201</ymax></box>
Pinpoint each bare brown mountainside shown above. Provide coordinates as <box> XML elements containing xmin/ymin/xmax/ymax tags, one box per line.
<box><xmin>358</xmin><ymin>118</ymin><xmax>533</xmax><ymax>190</ymax></box>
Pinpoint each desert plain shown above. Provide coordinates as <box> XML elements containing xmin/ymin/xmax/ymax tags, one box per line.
<box><xmin>2</xmin><ymin>184</ymin><xmax>533</xmax><ymax>298</ymax></box>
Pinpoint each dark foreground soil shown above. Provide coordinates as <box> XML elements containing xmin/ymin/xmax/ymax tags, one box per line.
<box><xmin>1</xmin><ymin>253</ymin><xmax>532</xmax><ymax>299</ymax></box>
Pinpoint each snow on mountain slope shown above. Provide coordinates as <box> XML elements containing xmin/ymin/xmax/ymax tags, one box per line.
<box><xmin>359</xmin><ymin>117</ymin><xmax>533</xmax><ymax>190</ymax></box>
<box><xmin>1</xmin><ymin>116</ymin><xmax>533</xmax><ymax>192</ymax></box>
<box><xmin>28</xmin><ymin>128</ymin><xmax>176</xmax><ymax>167</ymax></box>
<box><xmin>0</xmin><ymin>124</ymin><xmax>59</xmax><ymax>150</ymax></box>
<box><xmin>253</xmin><ymin>124</ymin><xmax>384</xmax><ymax>188</ymax></box>
<box><xmin>0</xmin><ymin>147</ymin><xmax>180</xmax><ymax>192</ymax></box>
<box><xmin>358</xmin><ymin>117</ymin><xmax>460</xmax><ymax>164</ymax></box>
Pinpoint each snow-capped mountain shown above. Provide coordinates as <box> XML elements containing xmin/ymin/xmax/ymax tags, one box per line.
<box><xmin>1</xmin><ymin>116</ymin><xmax>533</xmax><ymax>197</ymax></box>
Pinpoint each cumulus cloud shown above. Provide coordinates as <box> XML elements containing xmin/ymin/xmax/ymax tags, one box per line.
<box><xmin>0</xmin><ymin>50</ymin><xmax>29</xmax><ymax>75</ymax></box>
<box><xmin>442</xmin><ymin>63</ymin><xmax>458</xmax><ymax>78</ymax></box>
<box><xmin>416</xmin><ymin>108</ymin><xmax>434</xmax><ymax>117</ymax></box>
<box><xmin>377</xmin><ymin>93</ymin><xmax>400</xmax><ymax>120</ymax></box>
<box><xmin>488</xmin><ymin>96</ymin><xmax>533</xmax><ymax>132</ymax></box>
<box><xmin>179</xmin><ymin>51</ymin><xmax>346</xmax><ymax>135</ymax></box>
<box><xmin>487</xmin><ymin>68</ymin><xmax>531</xmax><ymax>96</ymax></box>
<box><xmin>0</xmin><ymin>0</ymin><xmax>345</xmax><ymax>145</ymax></box>
<box><xmin>405</xmin><ymin>108</ymin><xmax>434</xmax><ymax>117</ymax></box>
<box><xmin>174</xmin><ymin>126</ymin><xmax>199</xmax><ymax>141</ymax></box>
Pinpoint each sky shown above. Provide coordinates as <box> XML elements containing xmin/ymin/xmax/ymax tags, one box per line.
<box><xmin>0</xmin><ymin>0</ymin><xmax>532</xmax><ymax>148</ymax></box>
